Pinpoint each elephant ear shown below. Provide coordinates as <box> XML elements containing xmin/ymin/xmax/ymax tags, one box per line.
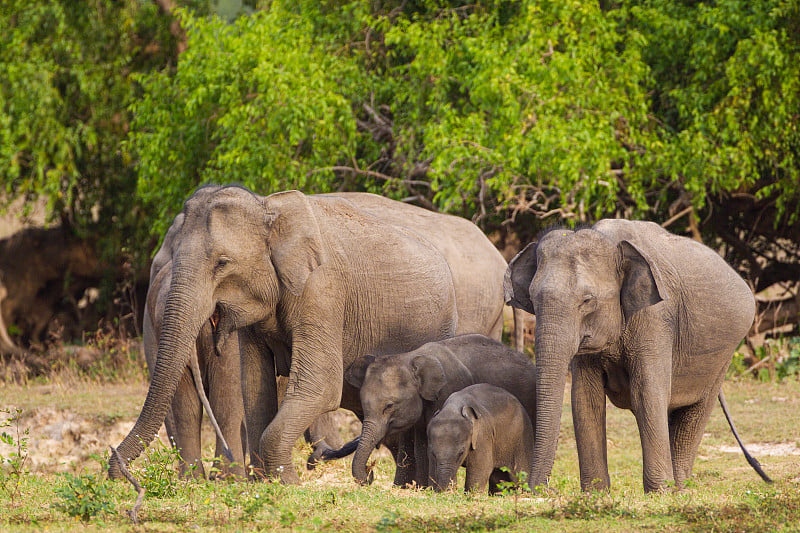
<box><xmin>263</xmin><ymin>191</ymin><xmax>327</xmax><ymax>297</ymax></box>
<box><xmin>345</xmin><ymin>355</ymin><xmax>376</xmax><ymax>389</ymax></box>
<box><xmin>618</xmin><ymin>240</ymin><xmax>667</xmax><ymax>321</ymax></box>
<box><xmin>503</xmin><ymin>241</ymin><xmax>537</xmax><ymax>315</ymax></box>
<box><xmin>412</xmin><ymin>354</ymin><xmax>446</xmax><ymax>402</ymax></box>
<box><xmin>461</xmin><ymin>405</ymin><xmax>481</xmax><ymax>450</ymax></box>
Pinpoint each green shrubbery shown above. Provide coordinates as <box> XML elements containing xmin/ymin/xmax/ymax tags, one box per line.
<box><xmin>3</xmin><ymin>1</ymin><xmax>798</xmax><ymax>256</ymax></box>
<box><xmin>730</xmin><ymin>337</ymin><xmax>800</xmax><ymax>382</ymax></box>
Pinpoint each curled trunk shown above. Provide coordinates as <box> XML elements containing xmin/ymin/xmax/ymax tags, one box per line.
<box><xmin>352</xmin><ymin>421</ymin><xmax>382</xmax><ymax>485</ymax></box>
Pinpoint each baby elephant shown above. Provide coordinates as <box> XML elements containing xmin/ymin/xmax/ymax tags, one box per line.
<box><xmin>344</xmin><ymin>334</ymin><xmax>537</xmax><ymax>487</ymax></box>
<box><xmin>428</xmin><ymin>384</ymin><xmax>534</xmax><ymax>494</ymax></box>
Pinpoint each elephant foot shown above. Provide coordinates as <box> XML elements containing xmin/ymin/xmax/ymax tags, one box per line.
<box><xmin>643</xmin><ymin>480</ymin><xmax>672</xmax><ymax>494</ymax></box>
<box><xmin>269</xmin><ymin>464</ymin><xmax>300</xmax><ymax>485</ymax></box>
<box><xmin>209</xmin><ymin>462</ymin><xmax>245</xmax><ymax>481</ymax></box>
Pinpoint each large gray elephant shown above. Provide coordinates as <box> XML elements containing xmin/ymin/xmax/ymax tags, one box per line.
<box><xmin>504</xmin><ymin>219</ymin><xmax>770</xmax><ymax>492</ymax></box>
<box><xmin>109</xmin><ymin>186</ymin><xmax>507</xmax><ymax>483</ymax></box>
<box><xmin>344</xmin><ymin>334</ymin><xmax>537</xmax><ymax>486</ymax></box>
<box><xmin>143</xmin><ymin>198</ymin><xmax>346</xmax><ymax>479</ymax></box>
<box><xmin>143</xmin><ymin>195</ymin><xmax>242</xmax><ymax>479</ymax></box>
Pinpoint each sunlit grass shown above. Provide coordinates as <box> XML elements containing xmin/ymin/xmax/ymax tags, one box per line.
<box><xmin>0</xmin><ymin>349</ymin><xmax>798</xmax><ymax>531</ymax></box>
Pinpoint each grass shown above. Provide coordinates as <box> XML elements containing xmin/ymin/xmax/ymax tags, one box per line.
<box><xmin>0</xmin><ymin>349</ymin><xmax>799</xmax><ymax>531</ymax></box>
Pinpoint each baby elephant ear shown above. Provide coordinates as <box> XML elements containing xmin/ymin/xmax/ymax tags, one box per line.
<box><xmin>504</xmin><ymin>242</ymin><xmax>538</xmax><ymax>315</ymax></box>
<box><xmin>618</xmin><ymin>240</ymin><xmax>666</xmax><ymax>320</ymax></box>
<box><xmin>345</xmin><ymin>354</ymin><xmax>376</xmax><ymax>389</ymax></box>
<box><xmin>412</xmin><ymin>354</ymin><xmax>446</xmax><ymax>401</ymax></box>
<box><xmin>461</xmin><ymin>405</ymin><xmax>481</xmax><ymax>450</ymax></box>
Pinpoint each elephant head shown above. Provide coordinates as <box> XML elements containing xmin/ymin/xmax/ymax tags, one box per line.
<box><xmin>344</xmin><ymin>349</ymin><xmax>449</xmax><ymax>484</ymax></box>
<box><xmin>427</xmin><ymin>404</ymin><xmax>478</xmax><ymax>491</ymax></box>
<box><xmin>109</xmin><ymin>186</ymin><xmax>325</xmax><ymax>477</ymax></box>
<box><xmin>503</xmin><ymin>227</ymin><xmax>665</xmax><ymax>489</ymax></box>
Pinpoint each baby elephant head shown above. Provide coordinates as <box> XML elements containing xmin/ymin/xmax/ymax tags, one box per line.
<box><xmin>344</xmin><ymin>350</ymin><xmax>448</xmax><ymax>484</ymax></box>
<box><xmin>427</xmin><ymin>404</ymin><xmax>480</xmax><ymax>491</ymax></box>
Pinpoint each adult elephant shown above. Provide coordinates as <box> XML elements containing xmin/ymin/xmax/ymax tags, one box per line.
<box><xmin>504</xmin><ymin>219</ymin><xmax>770</xmax><ymax>492</ymax></box>
<box><xmin>143</xmin><ymin>199</ymin><xmax>345</xmax><ymax>479</ymax></box>
<box><xmin>109</xmin><ymin>186</ymin><xmax>507</xmax><ymax>483</ymax></box>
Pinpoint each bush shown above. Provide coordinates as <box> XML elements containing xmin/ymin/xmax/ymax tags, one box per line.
<box><xmin>53</xmin><ymin>470</ymin><xmax>116</xmax><ymax>521</ymax></box>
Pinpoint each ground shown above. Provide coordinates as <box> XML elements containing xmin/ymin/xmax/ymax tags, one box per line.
<box><xmin>0</xmin><ymin>360</ymin><xmax>798</xmax><ymax>531</ymax></box>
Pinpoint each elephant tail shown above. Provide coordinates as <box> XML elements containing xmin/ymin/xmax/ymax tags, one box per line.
<box><xmin>306</xmin><ymin>436</ymin><xmax>360</xmax><ymax>470</ymax></box>
<box><xmin>188</xmin><ymin>348</ymin><xmax>234</xmax><ymax>463</ymax></box>
<box><xmin>718</xmin><ymin>390</ymin><xmax>772</xmax><ymax>483</ymax></box>
<box><xmin>321</xmin><ymin>436</ymin><xmax>360</xmax><ymax>461</ymax></box>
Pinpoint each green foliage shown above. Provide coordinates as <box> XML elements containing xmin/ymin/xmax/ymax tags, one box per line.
<box><xmin>622</xmin><ymin>0</ymin><xmax>800</xmax><ymax>221</ymax></box>
<box><xmin>53</xmin><ymin>470</ymin><xmax>116</xmax><ymax>521</ymax></box>
<box><xmin>374</xmin><ymin>1</ymin><xmax>656</xmax><ymax>221</ymax></box>
<box><xmin>128</xmin><ymin>0</ymin><xmax>800</xmax><ymax>241</ymax></box>
<box><xmin>0</xmin><ymin>0</ymin><xmax>177</xmax><ymax>258</ymax></box>
<box><xmin>130</xmin><ymin>5</ymin><xmax>370</xmax><ymax>238</ymax></box>
<box><xmin>2</xmin><ymin>0</ymin><xmax>799</xmax><ymax>286</ymax></box>
<box><xmin>0</xmin><ymin>408</ymin><xmax>29</xmax><ymax>505</ymax></box>
<box><xmin>729</xmin><ymin>337</ymin><xmax>800</xmax><ymax>382</ymax></box>
<box><xmin>132</xmin><ymin>438</ymin><xmax>184</xmax><ymax>498</ymax></box>
<box><xmin>777</xmin><ymin>338</ymin><xmax>800</xmax><ymax>380</ymax></box>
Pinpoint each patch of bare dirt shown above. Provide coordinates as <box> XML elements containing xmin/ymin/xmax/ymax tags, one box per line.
<box><xmin>1</xmin><ymin>406</ymin><xmax>363</xmax><ymax>475</ymax></box>
<box><xmin>0</xmin><ymin>406</ymin><xmax>165</xmax><ymax>473</ymax></box>
<box><xmin>717</xmin><ymin>442</ymin><xmax>800</xmax><ymax>456</ymax></box>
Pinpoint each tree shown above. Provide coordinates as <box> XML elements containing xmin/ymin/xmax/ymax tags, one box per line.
<box><xmin>2</xmin><ymin>0</ymin><xmax>798</xmax><ymax>345</ymax></box>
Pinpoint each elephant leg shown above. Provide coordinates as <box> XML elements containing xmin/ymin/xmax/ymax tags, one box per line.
<box><xmin>239</xmin><ymin>327</ymin><xmax>278</xmax><ymax>479</ymax></box>
<box><xmin>669</xmin><ymin>373</ymin><xmax>726</xmax><ymax>487</ymax></box>
<box><xmin>413</xmin><ymin>420</ymin><xmax>431</xmax><ymax>487</ymax></box>
<box><xmin>304</xmin><ymin>411</ymin><xmax>344</xmax><ymax>469</ymax></box>
<box><xmin>207</xmin><ymin>333</ymin><xmax>246</xmax><ymax>479</ymax></box>
<box><xmin>629</xmin><ymin>353</ymin><xmax>673</xmax><ymax>493</ymax></box>
<box><xmin>464</xmin><ymin>453</ymin><xmax>494</xmax><ymax>494</ymax></box>
<box><xmin>259</xmin><ymin>336</ymin><xmax>343</xmax><ymax>484</ymax></box>
<box><xmin>171</xmin><ymin>366</ymin><xmax>205</xmax><ymax>478</ymax></box>
<box><xmin>384</xmin><ymin>432</ymin><xmax>415</xmax><ymax>487</ymax></box>
<box><xmin>306</xmin><ymin>410</ymin><xmax>344</xmax><ymax>449</ymax></box>
<box><xmin>571</xmin><ymin>355</ymin><xmax>610</xmax><ymax>491</ymax></box>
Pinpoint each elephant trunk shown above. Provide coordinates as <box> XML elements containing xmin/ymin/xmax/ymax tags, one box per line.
<box><xmin>529</xmin><ymin>316</ymin><xmax>577</xmax><ymax>489</ymax></box>
<box><xmin>352</xmin><ymin>420</ymin><xmax>382</xmax><ymax>485</ymax></box>
<box><xmin>109</xmin><ymin>269</ymin><xmax>209</xmax><ymax>479</ymax></box>
<box><xmin>432</xmin><ymin>464</ymin><xmax>457</xmax><ymax>492</ymax></box>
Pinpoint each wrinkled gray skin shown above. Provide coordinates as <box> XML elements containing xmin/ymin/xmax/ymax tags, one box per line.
<box><xmin>144</xmin><ymin>207</ymin><xmax>344</xmax><ymax>478</ymax></box>
<box><xmin>144</xmin><ymin>256</ymin><xmax>245</xmax><ymax>478</ymax></box>
<box><xmin>345</xmin><ymin>334</ymin><xmax>537</xmax><ymax>486</ymax></box>
<box><xmin>428</xmin><ymin>384</ymin><xmax>534</xmax><ymax>494</ymax></box>
<box><xmin>144</xmin><ymin>194</ymin><xmax>243</xmax><ymax>478</ymax></box>
<box><xmin>504</xmin><ymin>219</ymin><xmax>756</xmax><ymax>492</ymax></box>
<box><xmin>109</xmin><ymin>186</ymin><xmax>506</xmax><ymax>483</ymax></box>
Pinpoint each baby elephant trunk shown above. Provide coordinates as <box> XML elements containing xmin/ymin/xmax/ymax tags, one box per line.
<box><xmin>352</xmin><ymin>420</ymin><xmax>382</xmax><ymax>485</ymax></box>
<box><xmin>431</xmin><ymin>464</ymin><xmax>458</xmax><ymax>492</ymax></box>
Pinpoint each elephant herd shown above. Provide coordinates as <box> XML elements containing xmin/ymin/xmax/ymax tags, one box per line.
<box><xmin>109</xmin><ymin>185</ymin><xmax>770</xmax><ymax>494</ymax></box>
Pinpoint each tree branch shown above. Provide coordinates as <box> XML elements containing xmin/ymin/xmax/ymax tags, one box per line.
<box><xmin>307</xmin><ymin>166</ymin><xmax>430</xmax><ymax>188</ymax></box>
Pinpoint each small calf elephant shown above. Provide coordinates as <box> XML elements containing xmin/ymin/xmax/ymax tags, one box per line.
<box><xmin>343</xmin><ymin>334</ymin><xmax>537</xmax><ymax>486</ymax></box>
<box><xmin>428</xmin><ymin>384</ymin><xmax>534</xmax><ymax>494</ymax></box>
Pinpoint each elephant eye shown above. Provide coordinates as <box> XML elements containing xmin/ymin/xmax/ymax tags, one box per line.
<box><xmin>383</xmin><ymin>402</ymin><xmax>394</xmax><ymax>414</ymax></box>
<box><xmin>215</xmin><ymin>257</ymin><xmax>230</xmax><ymax>272</ymax></box>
